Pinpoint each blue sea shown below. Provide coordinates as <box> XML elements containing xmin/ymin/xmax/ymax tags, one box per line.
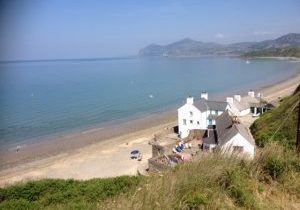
<box><xmin>0</xmin><ymin>57</ymin><xmax>299</xmax><ymax>148</ymax></box>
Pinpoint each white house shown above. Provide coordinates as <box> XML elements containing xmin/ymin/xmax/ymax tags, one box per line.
<box><xmin>227</xmin><ymin>90</ymin><xmax>266</xmax><ymax>117</ymax></box>
<box><xmin>178</xmin><ymin>92</ymin><xmax>228</xmax><ymax>138</ymax></box>
<box><xmin>203</xmin><ymin>111</ymin><xmax>255</xmax><ymax>159</ymax></box>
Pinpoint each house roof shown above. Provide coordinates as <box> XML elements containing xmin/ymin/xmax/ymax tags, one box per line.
<box><xmin>194</xmin><ymin>98</ymin><xmax>228</xmax><ymax>112</ymax></box>
<box><xmin>243</xmin><ymin>95</ymin><xmax>260</xmax><ymax>104</ymax></box>
<box><xmin>203</xmin><ymin>129</ymin><xmax>217</xmax><ymax>145</ymax></box>
<box><xmin>215</xmin><ymin>110</ymin><xmax>233</xmax><ymax>139</ymax></box>
<box><xmin>215</xmin><ymin>111</ymin><xmax>255</xmax><ymax>146</ymax></box>
<box><xmin>230</xmin><ymin>96</ymin><xmax>265</xmax><ymax>111</ymax></box>
<box><xmin>231</xmin><ymin>100</ymin><xmax>249</xmax><ymax>111</ymax></box>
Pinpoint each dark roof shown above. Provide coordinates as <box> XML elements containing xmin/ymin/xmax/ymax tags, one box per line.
<box><xmin>203</xmin><ymin>129</ymin><xmax>217</xmax><ymax>145</ymax></box>
<box><xmin>194</xmin><ymin>99</ymin><xmax>228</xmax><ymax>112</ymax></box>
<box><xmin>215</xmin><ymin>111</ymin><xmax>233</xmax><ymax>140</ymax></box>
<box><xmin>215</xmin><ymin>111</ymin><xmax>255</xmax><ymax>146</ymax></box>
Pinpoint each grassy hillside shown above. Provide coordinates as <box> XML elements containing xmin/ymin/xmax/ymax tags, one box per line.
<box><xmin>1</xmin><ymin>144</ymin><xmax>299</xmax><ymax>210</ymax></box>
<box><xmin>1</xmin><ymin>90</ymin><xmax>300</xmax><ymax>210</ymax></box>
<box><xmin>250</xmin><ymin>89</ymin><xmax>300</xmax><ymax>149</ymax></box>
<box><xmin>101</xmin><ymin>145</ymin><xmax>300</xmax><ymax>210</ymax></box>
<box><xmin>243</xmin><ymin>48</ymin><xmax>300</xmax><ymax>58</ymax></box>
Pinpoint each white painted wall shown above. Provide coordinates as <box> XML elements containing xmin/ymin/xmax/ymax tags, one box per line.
<box><xmin>221</xmin><ymin>133</ymin><xmax>255</xmax><ymax>159</ymax></box>
<box><xmin>227</xmin><ymin>104</ymin><xmax>250</xmax><ymax>117</ymax></box>
<box><xmin>178</xmin><ymin>98</ymin><xmax>229</xmax><ymax>138</ymax></box>
<box><xmin>240</xmin><ymin>108</ymin><xmax>251</xmax><ymax>116</ymax></box>
<box><xmin>178</xmin><ymin>104</ymin><xmax>203</xmax><ymax>138</ymax></box>
<box><xmin>201</xmin><ymin>110</ymin><xmax>208</xmax><ymax>128</ymax></box>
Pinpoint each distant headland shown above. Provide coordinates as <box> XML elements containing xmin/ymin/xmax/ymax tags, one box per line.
<box><xmin>139</xmin><ymin>33</ymin><xmax>300</xmax><ymax>58</ymax></box>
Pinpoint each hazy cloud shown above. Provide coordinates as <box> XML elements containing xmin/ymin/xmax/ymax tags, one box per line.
<box><xmin>215</xmin><ymin>33</ymin><xmax>224</xmax><ymax>38</ymax></box>
<box><xmin>253</xmin><ymin>31</ymin><xmax>274</xmax><ymax>36</ymax></box>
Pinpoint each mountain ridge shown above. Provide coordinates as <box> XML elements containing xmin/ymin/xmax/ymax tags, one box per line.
<box><xmin>139</xmin><ymin>33</ymin><xmax>300</xmax><ymax>57</ymax></box>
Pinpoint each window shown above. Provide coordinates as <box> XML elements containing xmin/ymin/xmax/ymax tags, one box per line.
<box><xmin>189</xmin><ymin>111</ymin><xmax>193</xmax><ymax>116</ymax></box>
<box><xmin>208</xmin><ymin>119</ymin><xmax>213</xmax><ymax>125</ymax></box>
<box><xmin>183</xmin><ymin>119</ymin><xmax>186</xmax><ymax>125</ymax></box>
<box><xmin>215</xmin><ymin>110</ymin><xmax>218</xmax><ymax>115</ymax></box>
<box><xmin>204</xmin><ymin>145</ymin><xmax>210</xmax><ymax>150</ymax></box>
<box><xmin>190</xmin><ymin>120</ymin><xmax>193</xmax><ymax>124</ymax></box>
<box><xmin>233</xmin><ymin>146</ymin><xmax>244</xmax><ymax>153</ymax></box>
<box><xmin>197</xmin><ymin>121</ymin><xmax>200</xmax><ymax>125</ymax></box>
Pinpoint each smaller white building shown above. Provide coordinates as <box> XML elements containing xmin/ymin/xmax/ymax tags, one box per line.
<box><xmin>203</xmin><ymin>111</ymin><xmax>256</xmax><ymax>158</ymax></box>
<box><xmin>178</xmin><ymin>92</ymin><xmax>228</xmax><ymax>138</ymax></box>
<box><xmin>227</xmin><ymin>90</ymin><xmax>265</xmax><ymax>117</ymax></box>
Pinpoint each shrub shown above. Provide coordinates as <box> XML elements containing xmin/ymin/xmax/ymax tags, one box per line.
<box><xmin>219</xmin><ymin>169</ymin><xmax>257</xmax><ymax>209</ymax></box>
<box><xmin>263</xmin><ymin>157</ymin><xmax>285</xmax><ymax>179</ymax></box>
<box><xmin>0</xmin><ymin>176</ymin><xmax>142</xmax><ymax>210</ymax></box>
<box><xmin>183</xmin><ymin>192</ymin><xmax>209</xmax><ymax>209</ymax></box>
<box><xmin>250</xmin><ymin>91</ymin><xmax>299</xmax><ymax>149</ymax></box>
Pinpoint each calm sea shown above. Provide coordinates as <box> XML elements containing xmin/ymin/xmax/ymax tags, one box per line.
<box><xmin>0</xmin><ymin>57</ymin><xmax>299</xmax><ymax>148</ymax></box>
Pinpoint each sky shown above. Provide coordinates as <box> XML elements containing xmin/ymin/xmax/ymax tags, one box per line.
<box><xmin>0</xmin><ymin>0</ymin><xmax>300</xmax><ymax>61</ymax></box>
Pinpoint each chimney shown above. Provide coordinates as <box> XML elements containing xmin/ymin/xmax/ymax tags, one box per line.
<box><xmin>257</xmin><ymin>92</ymin><xmax>262</xmax><ymax>98</ymax></box>
<box><xmin>226</xmin><ymin>97</ymin><xmax>234</xmax><ymax>104</ymax></box>
<box><xmin>186</xmin><ymin>96</ymin><xmax>194</xmax><ymax>105</ymax></box>
<box><xmin>234</xmin><ymin>94</ymin><xmax>241</xmax><ymax>102</ymax></box>
<box><xmin>232</xmin><ymin>116</ymin><xmax>240</xmax><ymax>124</ymax></box>
<box><xmin>200</xmin><ymin>91</ymin><xmax>208</xmax><ymax>100</ymax></box>
<box><xmin>248</xmin><ymin>90</ymin><xmax>255</xmax><ymax>98</ymax></box>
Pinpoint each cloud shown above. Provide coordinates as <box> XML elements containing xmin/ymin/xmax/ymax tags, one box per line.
<box><xmin>215</xmin><ymin>33</ymin><xmax>224</xmax><ymax>38</ymax></box>
<box><xmin>253</xmin><ymin>31</ymin><xmax>274</xmax><ymax>36</ymax></box>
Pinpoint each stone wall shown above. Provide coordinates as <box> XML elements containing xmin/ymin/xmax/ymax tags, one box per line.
<box><xmin>148</xmin><ymin>156</ymin><xmax>171</xmax><ymax>172</ymax></box>
<box><xmin>152</xmin><ymin>144</ymin><xmax>166</xmax><ymax>158</ymax></box>
<box><xmin>187</xmin><ymin>129</ymin><xmax>206</xmax><ymax>141</ymax></box>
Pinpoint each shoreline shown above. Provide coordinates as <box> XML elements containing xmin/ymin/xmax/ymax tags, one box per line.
<box><xmin>0</xmin><ymin>73</ymin><xmax>299</xmax><ymax>186</ymax></box>
<box><xmin>244</xmin><ymin>56</ymin><xmax>300</xmax><ymax>61</ymax></box>
<box><xmin>0</xmin><ymin>109</ymin><xmax>178</xmax><ymax>170</ymax></box>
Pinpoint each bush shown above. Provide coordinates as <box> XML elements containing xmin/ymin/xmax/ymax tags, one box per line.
<box><xmin>263</xmin><ymin>157</ymin><xmax>285</xmax><ymax>179</ymax></box>
<box><xmin>183</xmin><ymin>192</ymin><xmax>209</xmax><ymax>209</ymax></box>
<box><xmin>0</xmin><ymin>176</ymin><xmax>142</xmax><ymax>210</ymax></box>
<box><xmin>250</xmin><ymin>91</ymin><xmax>299</xmax><ymax>149</ymax></box>
<box><xmin>219</xmin><ymin>169</ymin><xmax>257</xmax><ymax>209</ymax></box>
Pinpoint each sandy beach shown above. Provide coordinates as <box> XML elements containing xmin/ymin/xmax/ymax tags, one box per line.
<box><xmin>0</xmin><ymin>73</ymin><xmax>299</xmax><ymax>187</ymax></box>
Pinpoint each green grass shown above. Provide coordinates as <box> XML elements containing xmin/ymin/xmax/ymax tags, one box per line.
<box><xmin>100</xmin><ymin>143</ymin><xmax>300</xmax><ymax>210</ymax></box>
<box><xmin>250</xmin><ymin>90</ymin><xmax>299</xmax><ymax>149</ymax></box>
<box><xmin>0</xmin><ymin>176</ymin><xmax>142</xmax><ymax>210</ymax></box>
<box><xmin>1</xmin><ymin>147</ymin><xmax>299</xmax><ymax>210</ymax></box>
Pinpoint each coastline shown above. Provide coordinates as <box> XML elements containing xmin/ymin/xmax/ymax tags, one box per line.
<box><xmin>0</xmin><ymin>73</ymin><xmax>299</xmax><ymax>187</ymax></box>
<box><xmin>0</xmin><ymin>109</ymin><xmax>178</xmax><ymax>170</ymax></box>
<box><xmin>245</xmin><ymin>56</ymin><xmax>300</xmax><ymax>61</ymax></box>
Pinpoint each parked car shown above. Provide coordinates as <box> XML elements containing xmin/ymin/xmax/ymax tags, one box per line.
<box><xmin>130</xmin><ymin>150</ymin><xmax>141</xmax><ymax>160</ymax></box>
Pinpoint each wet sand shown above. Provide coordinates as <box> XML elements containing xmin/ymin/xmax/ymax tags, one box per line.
<box><xmin>0</xmin><ymin>73</ymin><xmax>299</xmax><ymax>187</ymax></box>
<box><xmin>0</xmin><ymin>110</ymin><xmax>178</xmax><ymax>170</ymax></box>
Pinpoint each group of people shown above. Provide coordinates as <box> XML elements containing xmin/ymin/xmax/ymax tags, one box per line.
<box><xmin>173</xmin><ymin>140</ymin><xmax>192</xmax><ymax>153</ymax></box>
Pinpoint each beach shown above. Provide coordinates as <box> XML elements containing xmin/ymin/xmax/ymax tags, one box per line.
<box><xmin>0</xmin><ymin>73</ymin><xmax>299</xmax><ymax>187</ymax></box>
